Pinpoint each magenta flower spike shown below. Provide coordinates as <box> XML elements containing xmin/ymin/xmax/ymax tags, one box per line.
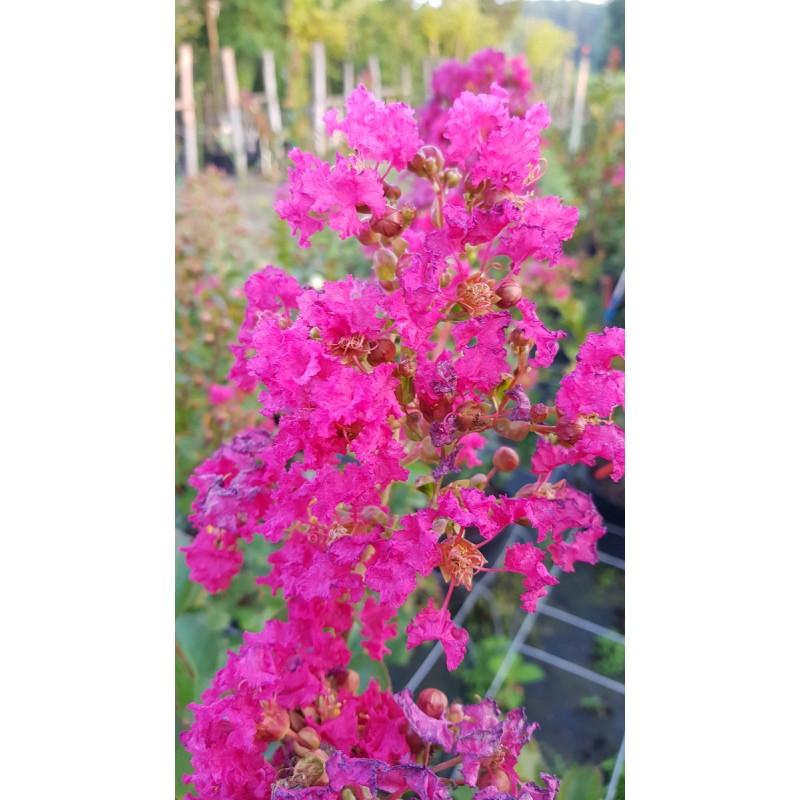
<box><xmin>180</xmin><ymin>54</ymin><xmax>624</xmax><ymax>800</ymax></box>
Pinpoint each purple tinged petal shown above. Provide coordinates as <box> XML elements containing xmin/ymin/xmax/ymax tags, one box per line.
<box><xmin>507</xmin><ymin>385</ymin><xmax>531</xmax><ymax>422</ymax></box>
<box><xmin>394</xmin><ymin>689</ymin><xmax>456</xmax><ymax>750</ymax></box>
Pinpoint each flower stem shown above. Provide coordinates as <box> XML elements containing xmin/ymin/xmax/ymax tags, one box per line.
<box><xmin>430</xmin><ymin>755</ymin><xmax>463</xmax><ymax>774</ymax></box>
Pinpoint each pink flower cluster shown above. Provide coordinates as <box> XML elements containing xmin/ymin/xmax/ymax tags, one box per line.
<box><xmin>182</xmin><ymin>615</ymin><xmax>558</xmax><ymax>800</ymax></box>
<box><xmin>181</xmin><ymin>72</ymin><xmax>624</xmax><ymax>800</ymax></box>
<box><xmin>419</xmin><ymin>49</ymin><xmax>534</xmax><ymax>150</ymax></box>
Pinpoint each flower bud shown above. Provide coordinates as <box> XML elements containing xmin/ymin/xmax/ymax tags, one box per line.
<box><xmin>289</xmin><ymin>710</ymin><xmax>307</xmax><ymax>732</ymax></box>
<box><xmin>417</xmin><ymin>687</ymin><xmax>448</xmax><ymax>718</ymax></box>
<box><xmin>357</xmin><ymin>226</ymin><xmax>381</xmax><ymax>246</ymax></box>
<box><xmin>362</xmin><ymin>505</ymin><xmax>390</xmax><ymax>526</ymax></box>
<box><xmin>373</xmin><ymin>248</ymin><xmax>397</xmax><ymax>281</ymax></box>
<box><xmin>392</xmin><ymin>236</ymin><xmax>409</xmax><ymax>257</ymax></box>
<box><xmin>408</xmin><ymin>152</ymin><xmax>426</xmax><ymax>176</ymax></box>
<box><xmin>297</xmin><ymin>727</ymin><xmax>321</xmax><ymax>751</ymax></box>
<box><xmin>509</xmin><ymin>328</ymin><xmax>531</xmax><ymax>348</ymax></box>
<box><xmin>294</xmin><ymin>755</ymin><xmax>326</xmax><ymax>787</ymax></box>
<box><xmin>555</xmin><ymin>415</ymin><xmax>587</xmax><ymax>445</ymax></box>
<box><xmin>400</xmin><ymin>205</ymin><xmax>417</xmax><ymax>226</ymax></box>
<box><xmin>396</xmin><ymin>358</ymin><xmax>416</xmax><ymax>379</ymax></box>
<box><xmin>495</xmin><ymin>279</ymin><xmax>523</xmax><ymax>309</ymax></box>
<box><xmin>494</xmin><ymin>418</ymin><xmax>530</xmax><ymax>441</ymax></box>
<box><xmin>255</xmin><ymin>702</ymin><xmax>290</xmax><ymax>742</ymax></box>
<box><xmin>442</xmin><ymin>167</ymin><xmax>462</xmax><ymax>188</ymax></box>
<box><xmin>383</xmin><ymin>180</ymin><xmax>402</xmax><ymax>203</ymax></box>
<box><xmin>446</xmin><ymin>702</ymin><xmax>464</xmax><ymax>723</ymax></box>
<box><xmin>492</xmin><ymin>446</ymin><xmax>520</xmax><ymax>472</ymax></box>
<box><xmin>421</xmin><ymin>145</ymin><xmax>445</xmax><ymax>175</ymax></box>
<box><xmin>367</xmin><ymin>338</ymin><xmax>397</xmax><ymax>366</ymax></box>
<box><xmin>395</xmin><ymin>253</ymin><xmax>413</xmax><ymax>278</ymax></box>
<box><xmin>530</xmin><ymin>404</ymin><xmax>550</xmax><ymax>423</ymax></box>
<box><xmin>403</xmin><ymin>410</ymin><xmax>426</xmax><ymax>441</ymax></box>
<box><xmin>371</xmin><ymin>207</ymin><xmax>405</xmax><ymax>239</ymax></box>
<box><xmin>477</xmin><ymin>768</ymin><xmax>512</xmax><ymax>792</ymax></box>
<box><xmin>469</xmin><ymin>473</ymin><xmax>489</xmax><ymax>488</ymax></box>
<box><xmin>409</xmin><ymin>145</ymin><xmax>445</xmax><ymax>177</ymax></box>
<box><xmin>336</xmin><ymin>669</ymin><xmax>360</xmax><ymax>695</ymax></box>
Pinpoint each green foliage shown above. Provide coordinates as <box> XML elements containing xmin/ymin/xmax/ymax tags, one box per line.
<box><xmin>592</xmin><ymin>637</ymin><xmax>625</xmax><ymax>680</ymax></box>
<box><xmin>460</xmin><ymin>635</ymin><xmax>545</xmax><ymax>709</ymax></box>
<box><xmin>269</xmin><ymin>210</ymin><xmax>371</xmax><ymax>285</ymax></box>
<box><xmin>175</xmin><ymin>528</ymin><xmax>285</xmax><ymax>798</ymax></box>
<box><xmin>175</xmin><ymin>169</ymin><xmax>264</xmax><ymax>521</ymax></box>
<box><xmin>556</xmin><ymin>764</ymin><xmax>605</xmax><ymax>800</ymax></box>
<box><xmin>177</xmin><ymin>0</ymin><xmax>524</xmax><ymax>119</ymax></box>
<box><xmin>601</xmin><ymin>756</ymin><xmax>625</xmax><ymax>800</ymax></box>
<box><xmin>520</xmin><ymin>17</ymin><xmax>576</xmax><ymax>79</ymax></box>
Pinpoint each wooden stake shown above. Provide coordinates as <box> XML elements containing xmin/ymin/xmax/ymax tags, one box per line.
<box><xmin>568</xmin><ymin>47</ymin><xmax>591</xmax><ymax>154</ymax></box>
<box><xmin>312</xmin><ymin>42</ymin><xmax>327</xmax><ymax>156</ymax></box>
<box><xmin>262</xmin><ymin>49</ymin><xmax>283</xmax><ymax>135</ymax></box>
<box><xmin>368</xmin><ymin>55</ymin><xmax>382</xmax><ymax>99</ymax></box>
<box><xmin>178</xmin><ymin>44</ymin><xmax>199</xmax><ymax>177</ymax></box>
<box><xmin>221</xmin><ymin>46</ymin><xmax>247</xmax><ymax>178</ymax></box>
<box><xmin>343</xmin><ymin>62</ymin><xmax>355</xmax><ymax>100</ymax></box>
<box><xmin>559</xmin><ymin>57</ymin><xmax>574</xmax><ymax>129</ymax></box>
<box><xmin>400</xmin><ymin>63</ymin><xmax>412</xmax><ymax>103</ymax></box>
<box><xmin>422</xmin><ymin>58</ymin><xmax>433</xmax><ymax>100</ymax></box>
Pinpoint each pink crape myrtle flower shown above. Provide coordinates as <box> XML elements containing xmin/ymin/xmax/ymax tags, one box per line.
<box><xmin>275</xmin><ymin>149</ymin><xmax>386</xmax><ymax>247</ymax></box>
<box><xmin>324</xmin><ymin>84</ymin><xmax>422</xmax><ymax>171</ymax></box>
<box><xmin>406</xmin><ymin>598</ymin><xmax>468</xmax><ymax>670</ymax></box>
<box><xmin>181</xmin><ymin>67</ymin><xmax>622</xmax><ymax>800</ymax></box>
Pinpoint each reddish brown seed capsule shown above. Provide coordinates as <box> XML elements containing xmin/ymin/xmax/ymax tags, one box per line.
<box><xmin>530</xmin><ymin>403</ymin><xmax>550</xmax><ymax>423</ymax></box>
<box><xmin>396</xmin><ymin>358</ymin><xmax>416</xmax><ymax>379</ymax></box>
<box><xmin>477</xmin><ymin>768</ymin><xmax>512</xmax><ymax>792</ymax></box>
<box><xmin>383</xmin><ymin>180</ymin><xmax>402</xmax><ymax>203</ymax></box>
<box><xmin>357</xmin><ymin>227</ymin><xmax>381</xmax><ymax>246</ymax></box>
<box><xmin>367</xmin><ymin>338</ymin><xmax>397</xmax><ymax>366</ymax></box>
<box><xmin>417</xmin><ymin>687</ymin><xmax>448</xmax><ymax>718</ymax></box>
<box><xmin>371</xmin><ymin>208</ymin><xmax>405</xmax><ymax>239</ymax></box>
<box><xmin>555</xmin><ymin>415</ymin><xmax>587</xmax><ymax>445</ymax></box>
<box><xmin>494</xmin><ymin>418</ymin><xmax>530</xmax><ymax>441</ymax></box>
<box><xmin>509</xmin><ymin>328</ymin><xmax>531</xmax><ymax>348</ymax></box>
<box><xmin>492</xmin><ymin>446</ymin><xmax>520</xmax><ymax>472</ymax></box>
<box><xmin>495</xmin><ymin>279</ymin><xmax>523</xmax><ymax>309</ymax></box>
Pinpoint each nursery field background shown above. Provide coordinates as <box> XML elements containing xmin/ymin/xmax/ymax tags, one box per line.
<box><xmin>175</xmin><ymin>1</ymin><xmax>625</xmax><ymax>799</ymax></box>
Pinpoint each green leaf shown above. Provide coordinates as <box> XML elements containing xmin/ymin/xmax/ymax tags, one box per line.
<box><xmin>556</xmin><ymin>765</ymin><xmax>604</xmax><ymax>800</ymax></box>
<box><xmin>176</xmin><ymin>720</ymin><xmax>194</xmax><ymax>798</ymax></box>
<box><xmin>175</xmin><ymin>530</ymin><xmax>194</xmax><ymax>614</ymax></box>
<box><xmin>175</xmin><ymin>641</ymin><xmax>197</xmax><ymax>716</ymax></box>
<box><xmin>516</xmin><ymin>662</ymin><xmax>546</xmax><ymax>683</ymax></box>
<box><xmin>515</xmin><ymin>738</ymin><xmax>547</xmax><ymax>782</ymax></box>
<box><xmin>176</xmin><ymin>613</ymin><xmax>226</xmax><ymax>690</ymax></box>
